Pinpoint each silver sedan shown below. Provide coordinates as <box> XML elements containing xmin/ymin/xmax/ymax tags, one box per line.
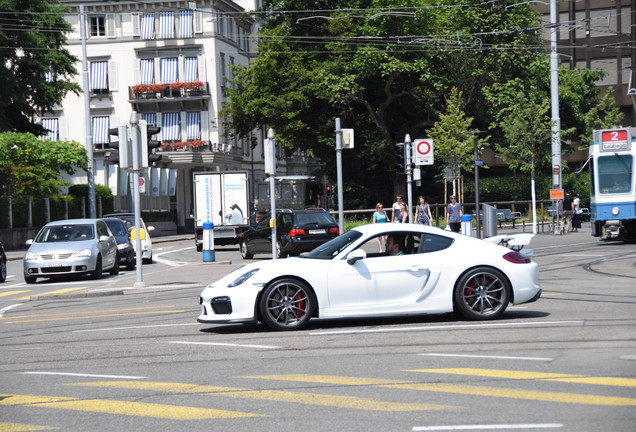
<box><xmin>23</xmin><ymin>219</ymin><xmax>119</xmax><ymax>283</ymax></box>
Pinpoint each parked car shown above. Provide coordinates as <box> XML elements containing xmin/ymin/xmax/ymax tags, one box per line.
<box><xmin>0</xmin><ymin>242</ymin><xmax>6</xmax><ymax>283</ymax></box>
<box><xmin>199</xmin><ymin>224</ymin><xmax>541</xmax><ymax>331</ymax></box>
<box><xmin>23</xmin><ymin>219</ymin><xmax>119</xmax><ymax>284</ymax></box>
<box><xmin>104</xmin><ymin>213</ymin><xmax>154</xmax><ymax>264</ymax></box>
<box><xmin>239</xmin><ymin>208</ymin><xmax>339</xmax><ymax>259</ymax></box>
<box><xmin>104</xmin><ymin>218</ymin><xmax>135</xmax><ymax>270</ymax></box>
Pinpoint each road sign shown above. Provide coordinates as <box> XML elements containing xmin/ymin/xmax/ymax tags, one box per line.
<box><xmin>139</xmin><ymin>177</ymin><xmax>146</xmax><ymax>193</ymax></box>
<box><xmin>414</xmin><ymin>138</ymin><xmax>434</xmax><ymax>165</ymax></box>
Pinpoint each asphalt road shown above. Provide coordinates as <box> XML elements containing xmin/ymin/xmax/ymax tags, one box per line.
<box><xmin>1</xmin><ymin>229</ymin><xmax>635</xmax><ymax>431</ymax></box>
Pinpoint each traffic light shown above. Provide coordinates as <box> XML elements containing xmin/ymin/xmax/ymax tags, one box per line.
<box><xmin>326</xmin><ymin>185</ymin><xmax>332</xmax><ymax>197</ymax></box>
<box><xmin>395</xmin><ymin>143</ymin><xmax>405</xmax><ymax>173</ymax></box>
<box><xmin>141</xmin><ymin>123</ymin><xmax>162</xmax><ymax>167</ymax></box>
<box><xmin>107</xmin><ymin>126</ymin><xmax>129</xmax><ymax>169</ymax></box>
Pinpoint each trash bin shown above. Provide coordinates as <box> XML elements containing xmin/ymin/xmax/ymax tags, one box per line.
<box><xmin>202</xmin><ymin>221</ymin><xmax>215</xmax><ymax>262</ymax></box>
<box><xmin>461</xmin><ymin>214</ymin><xmax>472</xmax><ymax>236</ymax></box>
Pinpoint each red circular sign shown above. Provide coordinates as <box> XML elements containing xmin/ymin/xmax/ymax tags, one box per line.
<box><xmin>416</xmin><ymin>140</ymin><xmax>431</xmax><ymax>155</ymax></box>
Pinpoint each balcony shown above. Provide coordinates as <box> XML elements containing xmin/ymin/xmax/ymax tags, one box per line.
<box><xmin>128</xmin><ymin>82</ymin><xmax>211</xmax><ymax>110</ymax></box>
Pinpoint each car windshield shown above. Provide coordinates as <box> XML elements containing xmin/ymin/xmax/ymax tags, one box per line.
<box><xmin>304</xmin><ymin>230</ymin><xmax>362</xmax><ymax>259</ymax></box>
<box><xmin>34</xmin><ymin>224</ymin><xmax>95</xmax><ymax>242</ymax></box>
<box><xmin>105</xmin><ymin>220</ymin><xmax>127</xmax><ymax>236</ymax></box>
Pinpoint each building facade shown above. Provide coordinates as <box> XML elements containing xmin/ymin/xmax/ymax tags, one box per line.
<box><xmin>50</xmin><ymin>0</ymin><xmax>321</xmax><ymax>232</ymax></box>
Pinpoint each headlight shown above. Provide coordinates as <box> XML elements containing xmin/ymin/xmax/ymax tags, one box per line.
<box><xmin>227</xmin><ymin>268</ymin><xmax>259</xmax><ymax>287</ymax></box>
<box><xmin>612</xmin><ymin>207</ymin><xmax>620</xmax><ymax>216</ymax></box>
<box><xmin>25</xmin><ymin>251</ymin><xmax>39</xmax><ymax>260</ymax></box>
<box><xmin>74</xmin><ymin>248</ymin><xmax>92</xmax><ymax>257</ymax></box>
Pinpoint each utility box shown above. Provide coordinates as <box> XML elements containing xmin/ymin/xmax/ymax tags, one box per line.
<box><xmin>483</xmin><ymin>203</ymin><xmax>498</xmax><ymax>238</ymax></box>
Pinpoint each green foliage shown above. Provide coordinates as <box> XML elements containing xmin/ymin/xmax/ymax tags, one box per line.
<box><xmin>0</xmin><ymin>133</ymin><xmax>88</xmax><ymax>196</ymax></box>
<box><xmin>0</xmin><ymin>0</ymin><xmax>81</xmax><ymax>134</ymax></box>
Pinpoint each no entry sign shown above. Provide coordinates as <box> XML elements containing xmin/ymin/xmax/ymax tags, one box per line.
<box><xmin>414</xmin><ymin>138</ymin><xmax>434</xmax><ymax>165</ymax></box>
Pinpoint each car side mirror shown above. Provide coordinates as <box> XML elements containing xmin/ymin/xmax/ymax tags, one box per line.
<box><xmin>147</xmin><ymin>226</ymin><xmax>155</xmax><ymax>232</ymax></box>
<box><xmin>346</xmin><ymin>249</ymin><xmax>367</xmax><ymax>265</ymax></box>
<box><xmin>25</xmin><ymin>239</ymin><xmax>33</xmax><ymax>246</ymax></box>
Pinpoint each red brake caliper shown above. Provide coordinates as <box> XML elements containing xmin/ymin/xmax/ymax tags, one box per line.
<box><xmin>294</xmin><ymin>293</ymin><xmax>304</xmax><ymax>318</ymax></box>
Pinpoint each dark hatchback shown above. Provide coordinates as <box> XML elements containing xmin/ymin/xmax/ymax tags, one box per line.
<box><xmin>240</xmin><ymin>209</ymin><xmax>339</xmax><ymax>259</ymax></box>
<box><xmin>104</xmin><ymin>218</ymin><xmax>135</xmax><ymax>270</ymax></box>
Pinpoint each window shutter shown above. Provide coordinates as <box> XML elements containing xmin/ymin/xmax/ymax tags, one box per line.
<box><xmin>108</xmin><ymin>60</ymin><xmax>117</xmax><ymax>91</ymax></box>
<box><xmin>194</xmin><ymin>11</ymin><xmax>203</xmax><ymax>33</ymax></box>
<box><xmin>201</xmin><ymin>111</ymin><xmax>209</xmax><ymax>142</ymax></box>
<box><xmin>106</xmin><ymin>14</ymin><xmax>116</xmax><ymax>38</ymax></box>
<box><xmin>59</xmin><ymin>117</ymin><xmax>68</xmax><ymax>140</ymax></box>
<box><xmin>132</xmin><ymin>12</ymin><xmax>140</xmax><ymax>36</ymax></box>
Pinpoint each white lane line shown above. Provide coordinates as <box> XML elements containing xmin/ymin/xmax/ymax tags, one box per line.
<box><xmin>20</xmin><ymin>371</ymin><xmax>146</xmax><ymax>379</ymax></box>
<box><xmin>309</xmin><ymin>320</ymin><xmax>584</xmax><ymax>336</ymax></box>
<box><xmin>168</xmin><ymin>341</ymin><xmax>280</xmax><ymax>349</ymax></box>
<box><xmin>154</xmin><ymin>246</ymin><xmax>193</xmax><ymax>266</ymax></box>
<box><xmin>413</xmin><ymin>424</ymin><xmax>563</xmax><ymax>431</ymax></box>
<box><xmin>73</xmin><ymin>322</ymin><xmax>199</xmax><ymax>333</ymax></box>
<box><xmin>0</xmin><ymin>303</ymin><xmax>23</xmax><ymax>318</ymax></box>
<box><xmin>418</xmin><ymin>353</ymin><xmax>553</xmax><ymax>362</ymax></box>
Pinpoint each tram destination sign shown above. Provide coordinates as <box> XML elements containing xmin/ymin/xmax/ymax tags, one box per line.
<box><xmin>600</xmin><ymin>129</ymin><xmax>630</xmax><ymax>151</ymax></box>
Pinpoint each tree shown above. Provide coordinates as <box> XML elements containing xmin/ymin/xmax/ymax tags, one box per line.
<box><xmin>427</xmin><ymin>88</ymin><xmax>489</xmax><ymax>180</ymax></box>
<box><xmin>0</xmin><ymin>0</ymin><xmax>80</xmax><ymax>135</ymax></box>
<box><xmin>0</xmin><ymin>132</ymin><xmax>87</xmax><ymax>197</ymax></box>
<box><xmin>221</xmin><ymin>1</ymin><xmax>617</xmax><ymax>208</ymax></box>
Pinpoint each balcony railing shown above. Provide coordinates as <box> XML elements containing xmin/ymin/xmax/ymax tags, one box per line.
<box><xmin>128</xmin><ymin>82</ymin><xmax>210</xmax><ymax>101</ymax></box>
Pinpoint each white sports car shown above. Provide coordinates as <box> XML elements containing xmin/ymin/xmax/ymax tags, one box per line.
<box><xmin>198</xmin><ymin>224</ymin><xmax>541</xmax><ymax>331</ymax></box>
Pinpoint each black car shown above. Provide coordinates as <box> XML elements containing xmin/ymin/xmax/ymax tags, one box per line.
<box><xmin>239</xmin><ymin>208</ymin><xmax>339</xmax><ymax>259</ymax></box>
<box><xmin>104</xmin><ymin>218</ymin><xmax>135</xmax><ymax>270</ymax></box>
<box><xmin>0</xmin><ymin>242</ymin><xmax>6</xmax><ymax>282</ymax></box>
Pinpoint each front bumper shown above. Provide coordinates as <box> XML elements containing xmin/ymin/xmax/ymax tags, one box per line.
<box><xmin>24</xmin><ymin>256</ymin><xmax>97</xmax><ymax>277</ymax></box>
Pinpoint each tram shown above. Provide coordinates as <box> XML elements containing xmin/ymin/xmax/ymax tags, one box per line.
<box><xmin>589</xmin><ymin>128</ymin><xmax>636</xmax><ymax>240</ymax></box>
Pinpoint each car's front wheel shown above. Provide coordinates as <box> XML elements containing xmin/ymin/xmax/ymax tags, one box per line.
<box><xmin>240</xmin><ymin>240</ymin><xmax>253</xmax><ymax>259</ymax></box>
<box><xmin>454</xmin><ymin>267</ymin><xmax>510</xmax><ymax>320</ymax></box>
<box><xmin>109</xmin><ymin>254</ymin><xmax>120</xmax><ymax>275</ymax></box>
<box><xmin>0</xmin><ymin>258</ymin><xmax>6</xmax><ymax>282</ymax></box>
<box><xmin>259</xmin><ymin>278</ymin><xmax>314</xmax><ymax>330</ymax></box>
<box><xmin>24</xmin><ymin>274</ymin><xmax>36</xmax><ymax>284</ymax></box>
<box><xmin>125</xmin><ymin>253</ymin><xmax>135</xmax><ymax>271</ymax></box>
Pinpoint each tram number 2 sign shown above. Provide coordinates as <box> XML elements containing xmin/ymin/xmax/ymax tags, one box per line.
<box><xmin>600</xmin><ymin>129</ymin><xmax>630</xmax><ymax>151</ymax></box>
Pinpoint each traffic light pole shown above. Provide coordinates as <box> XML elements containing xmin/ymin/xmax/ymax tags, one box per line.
<box><xmin>335</xmin><ymin>118</ymin><xmax>344</xmax><ymax>235</ymax></box>
<box><xmin>405</xmin><ymin>134</ymin><xmax>413</xmax><ymax>224</ymax></box>
<box><xmin>130</xmin><ymin>112</ymin><xmax>144</xmax><ymax>287</ymax></box>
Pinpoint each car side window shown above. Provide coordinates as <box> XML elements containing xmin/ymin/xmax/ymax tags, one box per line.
<box><xmin>420</xmin><ymin>233</ymin><xmax>454</xmax><ymax>253</ymax></box>
<box><xmin>355</xmin><ymin>232</ymin><xmax>423</xmax><ymax>257</ymax></box>
<box><xmin>255</xmin><ymin>217</ymin><xmax>270</xmax><ymax>230</ymax></box>
<box><xmin>97</xmin><ymin>221</ymin><xmax>109</xmax><ymax>237</ymax></box>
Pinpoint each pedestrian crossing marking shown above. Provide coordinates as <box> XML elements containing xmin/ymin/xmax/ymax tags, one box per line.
<box><xmin>0</xmin><ymin>423</ymin><xmax>57</xmax><ymax>431</ymax></box>
<box><xmin>244</xmin><ymin>374</ymin><xmax>412</xmax><ymax>386</ymax></box>
<box><xmin>14</xmin><ymin>287</ymin><xmax>89</xmax><ymax>301</ymax></box>
<box><xmin>380</xmin><ymin>383</ymin><xmax>636</xmax><ymax>406</ymax></box>
<box><xmin>407</xmin><ymin>368</ymin><xmax>636</xmax><ymax>387</ymax></box>
<box><xmin>243</xmin><ymin>373</ymin><xmax>636</xmax><ymax>406</ymax></box>
<box><xmin>0</xmin><ymin>393</ymin><xmax>261</xmax><ymax>420</ymax></box>
<box><xmin>3</xmin><ymin>309</ymin><xmax>184</xmax><ymax>324</ymax></box>
<box><xmin>70</xmin><ymin>381</ymin><xmax>451</xmax><ymax>412</ymax></box>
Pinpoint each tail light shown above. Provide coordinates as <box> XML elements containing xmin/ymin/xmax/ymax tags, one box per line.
<box><xmin>329</xmin><ymin>227</ymin><xmax>339</xmax><ymax>235</ymax></box>
<box><xmin>503</xmin><ymin>251</ymin><xmax>531</xmax><ymax>264</ymax></box>
<box><xmin>288</xmin><ymin>228</ymin><xmax>306</xmax><ymax>237</ymax></box>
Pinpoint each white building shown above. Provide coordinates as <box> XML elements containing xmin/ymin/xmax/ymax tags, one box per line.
<box><xmin>47</xmin><ymin>0</ymin><xmax>320</xmax><ymax>232</ymax></box>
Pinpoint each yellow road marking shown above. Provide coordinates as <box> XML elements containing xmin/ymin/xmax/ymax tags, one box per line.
<box><xmin>245</xmin><ymin>374</ymin><xmax>412</xmax><ymax>386</ymax></box>
<box><xmin>0</xmin><ymin>393</ymin><xmax>261</xmax><ymax>420</ymax></box>
<box><xmin>380</xmin><ymin>383</ymin><xmax>636</xmax><ymax>406</ymax></box>
<box><xmin>408</xmin><ymin>368</ymin><xmax>636</xmax><ymax>387</ymax></box>
<box><xmin>0</xmin><ymin>423</ymin><xmax>57</xmax><ymax>431</ymax></box>
<box><xmin>0</xmin><ymin>291</ymin><xmax>31</xmax><ymax>298</ymax></box>
<box><xmin>6</xmin><ymin>305</ymin><xmax>179</xmax><ymax>319</ymax></box>
<box><xmin>14</xmin><ymin>287</ymin><xmax>88</xmax><ymax>300</ymax></box>
<box><xmin>4</xmin><ymin>310</ymin><xmax>184</xmax><ymax>324</ymax></box>
<box><xmin>70</xmin><ymin>381</ymin><xmax>451</xmax><ymax>412</ymax></box>
<box><xmin>245</xmin><ymin>373</ymin><xmax>636</xmax><ymax>406</ymax></box>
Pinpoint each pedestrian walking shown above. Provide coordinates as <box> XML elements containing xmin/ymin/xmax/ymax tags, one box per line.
<box><xmin>446</xmin><ymin>195</ymin><xmax>462</xmax><ymax>233</ymax></box>
<box><xmin>372</xmin><ymin>203</ymin><xmax>389</xmax><ymax>251</ymax></box>
<box><xmin>416</xmin><ymin>196</ymin><xmax>433</xmax><ymax>226</ymax></box>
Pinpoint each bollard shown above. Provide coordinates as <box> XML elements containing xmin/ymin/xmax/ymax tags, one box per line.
<box><xmin>202</xmin><ymin>221</ymin><xmax>215</xmax><ymax>262</ymax></box>
<box><xmin>461</xmin><ymin>214</ymin><xmax>472</xmax><ymax>236</ymax></box>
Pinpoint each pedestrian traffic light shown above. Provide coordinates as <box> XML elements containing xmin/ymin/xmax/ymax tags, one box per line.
<box><xmin>106</xmin><ymin>125</ymin><xmax>129</xmax><ymax>169</ymax></box>
<box><xmin>140</xmin><ymin>123</ymin><xmax>162</xmax><ymax>167</ymax></box>
<box><xmin>395</xmin><ymin>143</ymin><xmax>405</xmax><ymax>173</ymax></box>
<box><xmin>326</xmin><ymin>185</ymin><xmax>332</xmax><ymax>197</ymax></box>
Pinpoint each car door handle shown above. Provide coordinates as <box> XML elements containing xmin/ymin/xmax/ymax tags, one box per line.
<box><xmin>407</xmin><ymin>266</ymin><xmax>425</xmax><ymax>272</ymax></box>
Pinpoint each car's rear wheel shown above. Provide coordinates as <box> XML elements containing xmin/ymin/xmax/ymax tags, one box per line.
<box><xmin>240</xmin><ymin>240</ymin><xmax>253</xmax><ymax>259</ymax></box>
<box><xmin>91</xmin><ymin>256</ymin><xmax>103</xmax><ymax>280</ymax></box>
<box><xmin>454</xmin><ymin>267</ymin><xmax>510</xmax><ymax>320</ymax></box>
<box><xmin>276</xmin><ymin>240</ymin><xmax>287</xmax><ymax>258</ymax></box>
<box><xmin>259</xmin><ymin>278</ymin><xmax>313</xmax><ymax>330</ymax></box>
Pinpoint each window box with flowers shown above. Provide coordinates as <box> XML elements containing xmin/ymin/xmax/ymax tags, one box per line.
<box><xmin>169</xmin><ymin>80</ymin><xmax>205</xmax><ymax>96</ymax></box>
<box><xmin>187</xmin><ymin>140</ymin><xmax>205</xmax><ymax>151</ymax></box>
<box><xmin>132</xmin><ymin>83</ymin><xmax>167</xmax><ymax>98</ymax></box>
<box><xmin>170</xmin><ymin>141</ymin><xmax>188</xmax><ymax>151</ymax></box>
